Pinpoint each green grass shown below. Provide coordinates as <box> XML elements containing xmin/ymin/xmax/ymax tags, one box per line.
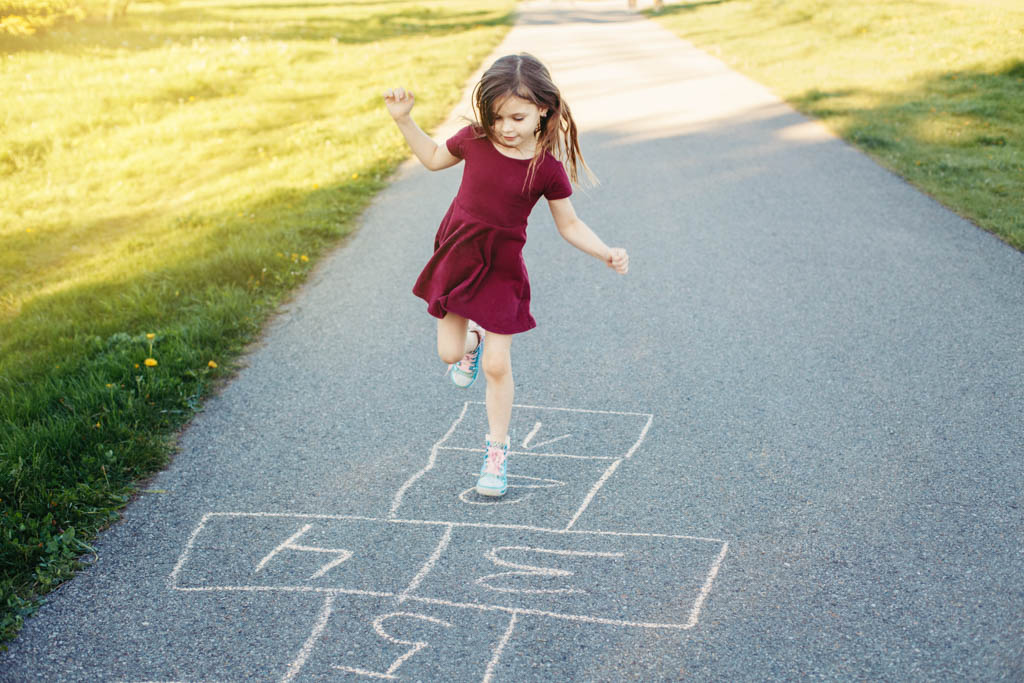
<box><xmin>0</xmin><ymin>0</ymin><xmax>514</xmax><ymax>643</ymax></box>
<box><xmin>651</xmin><ymin>0</ymin><xmax>1024</xmax><ymax>250</ymax></box>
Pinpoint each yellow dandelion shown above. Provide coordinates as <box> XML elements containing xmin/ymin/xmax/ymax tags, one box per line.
<box><xmin>134</xmin><ymin>363</ymin><xmax>140</xmax><ymax>369</ymax></box>
<box><xmin>208</xmin><ymin>360</ymin><xmax>218</xmax><ymax>369</ymax></box>
<box><xmin>312</xmin><ymin>183</ymin><xmax>320</xmax><ymax>189</ymax></box>
<box><xmin>300</xmin><ymin>254</ymin><xmax>309</xmax><ymax>262</ymax></box>
<box><xmin>106</xmin><ymin>383</ymin><xmax>114</xmax><ymax>388</ymax></box>
<box><xmin>146</xmin><ymin>333</ymin><xmax>156</xmax><ymax>340</ymax></box>
<box><xmin>145</xmin><ymin>358</ymin><xmax>158</xmax><ymax>367</ymax></box>
<box><xmin>351</xmin><ymin>173</ymin><xmax>359</xmax><ymax>180</ymax></box>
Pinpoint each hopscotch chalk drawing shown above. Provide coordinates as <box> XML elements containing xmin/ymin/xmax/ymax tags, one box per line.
<box><xmin>168</xmin><ymin>402</ymin><xmax>729</xmax><ymax>681</ymax></box>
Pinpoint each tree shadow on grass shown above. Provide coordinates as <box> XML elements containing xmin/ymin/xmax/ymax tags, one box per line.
<box><xmin>646</xmin><ymin>0</ymin><xmax>736</xmax><ymax>17</ymax></box>
<box><xmin>1</xmin><ymin>3</ymin><xmax>513</xmax><ymax>55</ymax></box>
<box><xmin>787</xmin><ymin>61</ymin><xmax>1024</xmax><ymax>249</ymax></box>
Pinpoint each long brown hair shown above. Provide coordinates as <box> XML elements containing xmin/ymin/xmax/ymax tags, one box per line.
<box><xmin>471</xmin><ymin>53</ymin><xmax>595</xmax><ymax>189</ymax></box>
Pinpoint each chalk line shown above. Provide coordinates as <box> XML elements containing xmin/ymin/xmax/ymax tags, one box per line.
<box><xmin>389</xmin><ymin>402</ymin><xmax>470</xmax><ymax>518</ymax></box>
<box><xmin>438</xmin><ymin>445</ymin><xmax>615</xmax><ymax>460</ymax></box>
<box><xmin>482</xmin><ymin>613</ymin><xmax>518</xmax><ymax>683</ymax></box>
<box><xmin>175</xmin><ymin>511</ymin><xmax>727</xmax><ymax>543</ymax></box>
<box><xmin>685</xmin><ymin>541</ymin><xmax>730</xmax><ymax>629</ymax></box>
<box><xmin>281</xmin><ymin>594</ymin><xmax>335</xmax><ymax>682</ymax></box>
<box><xmin>563</xmin><ymin>459</ymin><xmax>623</xmax><ymax>531</ymax></box>
<box><xmin>397</xmin><ymin>524</ymin><xmax>453</xmax><ymax>604</ymax></box>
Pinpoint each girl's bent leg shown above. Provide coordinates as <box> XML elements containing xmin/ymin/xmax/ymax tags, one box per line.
<box><xmin>481</xmin><ymin>332</ymin><xmax>514</xmax><ymax>442</ymax></box>
<box><xmin>436</xmin><ymin>313</ymin><xmax>470</xmax><ymax>365</ymax></box>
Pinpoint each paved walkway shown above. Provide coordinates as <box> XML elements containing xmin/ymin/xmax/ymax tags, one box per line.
<box><xmin>3</xmin><ymin>1</ymin><xmax>1023</xmax><ymax>680</ymax></box>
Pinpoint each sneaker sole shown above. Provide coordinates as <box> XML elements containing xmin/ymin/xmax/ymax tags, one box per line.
<box><xmin>450</xmin><ymin>370</ymin><xmax>478</xmax><ymax>389</ymax></box>
<box><xmin>476</xmin><ymin>484</ymin><xmax>507</xmax><ymax>497</ymax></box>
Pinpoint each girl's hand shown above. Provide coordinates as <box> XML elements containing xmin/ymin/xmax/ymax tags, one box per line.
<box><xmin>383</xmin><ymin>87</ymin><xmax>415</xmax><ymax>121</ymax></box>
<box><xmin>606</xmin><ymin>247</ymin><xmax>629</xmax><ymax>274</ymax></box>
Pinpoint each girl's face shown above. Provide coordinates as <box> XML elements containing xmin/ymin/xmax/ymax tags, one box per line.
<box><xmin>491</xmin><ymin>95</ymin><xmax>547</xmax><ymax>150</ymax></box>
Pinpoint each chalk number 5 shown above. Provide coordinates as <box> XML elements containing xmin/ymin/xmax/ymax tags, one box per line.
<box><xmin>332</xmin><ymin>612</ymin><xmax>452</xmax><ymax>679</ymax></box>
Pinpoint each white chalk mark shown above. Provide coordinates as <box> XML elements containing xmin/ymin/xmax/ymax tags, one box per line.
<box><xmin>439</xmin><ymin>446</ymin><xmax>613</xmax><ymax>460</ymax></box>
<box><xmin>526</xmin><ymin>433</ymin><xmax>572</xmax><ymax>450</ymax></box>
<box><xmin>255</xmin><ymin>524</ymin><xmax>353</xmax><ymax>579</ymax></box>
<box><xmin>623</xmin><ymin>413</ymin><xmax>654</xmax><ymax>459</ymax></box>
<box><xmin>172</xmin><ymin>583</ymin><xmax>710</xmax><ymax>630</ymax></box>
<box><xmin>398</xmin><ymin>525</ymin><xmax>453</xmax><ymax>604</ymax></box>
<box><xmin>333</xmin><ymin>613</ymin><xmax>452</xmax><ymax>679</ymax></box>
<box><xmin>389</xmin><ymin>402</ymin><xmax>470</xmax><ymax>517</ymax></box>
<box><xmin>172</xmin><ymin>584</ymin><xmax>704</xmax><ymax>629</ymax></box>
<box><xmin>173</xmin><ymin>511</ymin><xmax>727</xmax><ymax>543</ymax></box>
<box><xmin>685</xmin><ymin>541</ymin><xmax>729</xmax><ymax>629</ymax></box>
<box><xmin>521</xmin><ymin>422</ymin><xmax>572</xmax><ymax>450</ymax></box>
<box><xmin>477</xmin><ymin>546</ymin><xmax>624</xmax><ymax>595</ymax></box>
<box><xmin>330</xmin><ymin>666</ymin><xmax>395</xmax><ymax>680</ymax></box>
<box><xmin>306</xmin><ymin>551</ymin><xmax>354</xmax><ymax>580</ymax></box>
<box><xmin>482</xmin><ymin>613</ymin><xmax>518</xmax><ymax>683</ymax></box>
<box><xmin>521</xmin><ymin>421</ymin><xmax>542</xmax><ymax>448</ymax></box>
<box><xmin>167</xmin><ymin>512</ymin><xmax>211</xmax><ymax>588</ymax></box>
<box><xmin>174</xmin><ymin>585</ymin><xmax>395</xmax><ymax>597</ymax></box>
<box><xmin>563</xmin><ymin>459</ymin><xmax>623</xmax><ymax>531</ymax></box>
<box><xmin>468</xmin><ymin>401</ymin><xmax>651</xmax><ymax>417</ymax></box>
<box><xmin>407</xmin><ymin>596</ymin><xmax>696</xmax><ymax>630</ymax></box>
<box><xmin>459</xmin><ymin>488</ymin><xmax>534</xmax><ymax>506</ymax></box>
<box><xmin>281</xmin><ymin>594</ymin><xmax>335</xmax><ymax>682</ymax></box>
<box><xmin>458</xmin><ymin>474</ymin><xmax>566</xmax><ymax>506</ymax></box>
<box><xmin>255</xmin><ymin>525</ymin><xmax>309</xmax><ymax>572</ymax></box>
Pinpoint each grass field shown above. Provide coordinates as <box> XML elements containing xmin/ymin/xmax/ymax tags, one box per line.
<box><xmin>0</xmin><ymin>0</ymin><xmax>514</xmax><ymax>642</ymax></box>
<box><xmin>651</xmin><ymin>0</ymin><xmax>1024</xmax><ymax>250</ymax></box>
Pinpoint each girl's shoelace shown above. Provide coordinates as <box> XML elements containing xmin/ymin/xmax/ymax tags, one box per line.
<box><xmin>457</xmin><ymin>345</ymin><xmax>479</xmax><ymax>372</ymax></box>
<box><xmin>483</xmin><ymin>446</ymin><xmax>506</xmax><ymax>475</ymax></box>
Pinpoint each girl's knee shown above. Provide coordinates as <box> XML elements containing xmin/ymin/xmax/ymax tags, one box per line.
<box><xmin>438</xmin><ymin>345</ymin><xmax>464</xmax><ymax>366</ymax></box>
<box><xmin>437</xmin><ymin>314</ymin><xmax>469</xmax><ymax>365</ymax></box>
<box><xmin>482</xmin><ymin>353</ymin><xmax>511</xmax><ymax>380</ymax></box>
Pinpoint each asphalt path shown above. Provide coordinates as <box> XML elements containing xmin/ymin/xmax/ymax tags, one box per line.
<box><xmin>3</xmin><ymin>1</ymin><xmax>1023</xmax><ymax>680</ymax></box>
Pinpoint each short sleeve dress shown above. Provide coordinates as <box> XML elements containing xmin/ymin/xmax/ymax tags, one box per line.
<box><xmin>412</xmin><ymin>125</ymin><xmax>573</xmax><ymax>335</ymax></box>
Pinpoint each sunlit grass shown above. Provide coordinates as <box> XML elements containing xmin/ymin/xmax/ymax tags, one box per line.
<box><xmin>0</xmin><ymin>0</ymin><xmax>514</xmax><ymax>642</ymax></box>
<box><xmin>652</xmin><ymin>0</ymin><xmax>1024</xmax><ymax>249</ymax></box>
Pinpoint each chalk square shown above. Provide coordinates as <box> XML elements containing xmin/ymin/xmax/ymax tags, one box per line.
<box><xmin>172</xmin><ymin>514</ymin><xmax>447</xmax><ymax>594</ymax></box>
<box><xmin>411</xmin><ymin>527</ymin><xmax>725</xmax><ymax>628</ymax></box>
<box><xmin>442</xmin><ymin>402</ymin><xmax>652</xmax><ymax>459</ymax></box>
<box><xmin>293</xmin><ymin>596</ymin><xmax>512</xmax><ymax>681</ymax></box>
<box><xmin>392</xmin><ymin>447</ymin><xmax>616</xmax><ymax>528</ymax></box>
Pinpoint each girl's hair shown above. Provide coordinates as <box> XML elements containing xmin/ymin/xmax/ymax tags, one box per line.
<box><xmin>471</xmin><ymin>53</ymin><xmax>595</xmax><ymax>189</ymax></box>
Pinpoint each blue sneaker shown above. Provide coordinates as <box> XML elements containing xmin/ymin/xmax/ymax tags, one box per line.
<box><xmin>476</xmin><ymin>434</ymin><xmax>509</xmax><ymax>497</ymax></box>
<box><xmin>449</xmin><ymin>325</ymin><xmax>484</xmax><ymax>389</ymax></box>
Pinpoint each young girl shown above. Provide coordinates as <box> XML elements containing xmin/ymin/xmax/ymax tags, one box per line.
<box><xmin>384</xmin><ymin>53</ymin><xmax>628</xmax><ymax>498</ymax></box>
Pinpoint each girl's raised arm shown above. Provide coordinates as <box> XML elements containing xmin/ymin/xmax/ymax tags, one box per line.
<box><xmin>383</xmin><ymin>88</ymin><xmax>461</xmax><ymax>172</ymax></box>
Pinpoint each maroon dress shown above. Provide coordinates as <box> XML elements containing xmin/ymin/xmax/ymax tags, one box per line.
<box><xmin>412</xmin><ymin>125</ymin><xmax>573</xmax><ymax>335</ymax></box>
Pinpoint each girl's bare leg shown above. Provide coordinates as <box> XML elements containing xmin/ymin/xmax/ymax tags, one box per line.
<box><xmin>481</xmin><ymin>332</ymin><xmax>514</xmax><ymax>443</ymax></box>
<box><xmin>436</xmin><ymin>312</ymin><xmax>473</xmax><ymax>365</ymax></box>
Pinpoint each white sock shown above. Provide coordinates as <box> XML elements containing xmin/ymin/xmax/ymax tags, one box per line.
<box><xmin>463</xmin><ymin>329</ymin><xmax>481</xmax><ymax>354</ymax></box>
